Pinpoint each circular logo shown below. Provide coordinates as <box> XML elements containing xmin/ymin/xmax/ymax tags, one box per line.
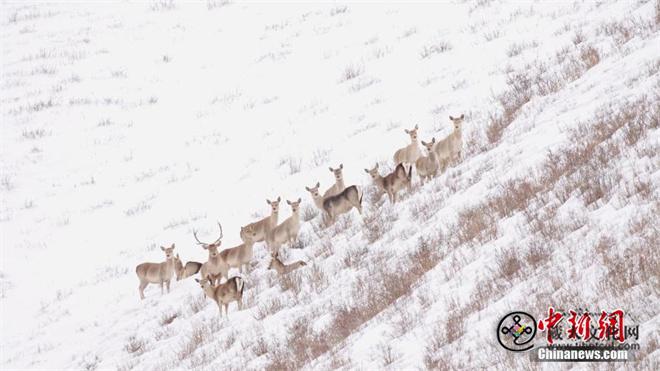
<box><xmin>497</xmin><ymin>311</ymin><xmax>537</xmax><ymax>352</ymax></box>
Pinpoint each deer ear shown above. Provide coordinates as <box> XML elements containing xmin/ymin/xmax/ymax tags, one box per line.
<box><xmin>449</xmin><ymin>115</ymin><xmax>454</xmax><ymax>120</ymax></box>
<box><xmin>328</xmin><ymin>167</ymin><xmax>333</xmax><ymax>172</ymax></box>
<box><xmin>176</xmin><ymin>254</ymin><xmax>180</xmax><ymax>259</ymax></box>
<box><xmin>432</xmin><ymin>137</ymin><xmax>436</xmax><ymax>143</ymax></box>
<box><xmin>266</xmin><ymin>199</ymin><xmax>271</xmax><ymax>204</ymax></box>
<box><xmin>276</xmin><ymin>196</ymin><xmax>281</xmax><ymax>202</ymax></box>
<box><xmin>421</xmin><ymin>140</ymin><xmax>427</xmax><ymax>146</ymax></box>
<box><xmin>404</xmin><ymin>129</ymin><xmax>410</xmax><ymax>134</ymax></box>
<box><xmin>160</xmin><ymin>246</ymin><xmax>165</xmax><ymax>251</ymax></box>
<box><xmin>460</xmin><ymin>114</ymin><xmax>464</xmax><ymax>119</ymax></box>
<box><xmin>297</xmin><ymin>198</ymin><xmax>301</xmax><ymax>203</ymax></box>
<box><xmin>316</xmin><ymin>182</ymin><xmax>320</xmax><ymax>187</ymax></box>
<box><xmin>339</xmin><ymin>164</ymin><xmax>343</xmax><ymax>169</ymax></box>
<box><xmin>287</xmin><ymin>200</ymin><xmax>292</xmax><ymax>205</ymax></box>
<box><xmin>305</xmin><ymin>186</ymin><xmax>311</xmax><ymax>191</ymax></box>
<box><xmin>375</xmin><ymin>163</ymin><xmax>379</xmax><ymax>168</ymax></box>
<box><xmin>171</xmin><ymin>243</ymin><xmax>175</xmax><ymax>249</ymax></box>
<box><xmin>414</xmin><ymin>124</ymin><xmax>418</xmax><ymax>130</ymax></box>
<box><xmin>195</xmin><ymin>278</ymin><xmax>200</xmax><ymax>283</ymax></box>
<box><xmin>364</xmin><ymin>168</ymin><xmax>369</xmax><ymax>173</ymax></box>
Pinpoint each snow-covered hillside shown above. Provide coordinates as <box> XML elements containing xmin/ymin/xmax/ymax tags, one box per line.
<box><xmin>1</xmin><ymin>1</ymin><xmax>658</xmax><ymax>370</ymax></box>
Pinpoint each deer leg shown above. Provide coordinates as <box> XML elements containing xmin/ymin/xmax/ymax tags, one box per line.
<box><xmin>166</xmin><ymin>279</ymin><xmax>171</xmax><ymax>293</ymax></box>
<box><xmin>224</xmin><ymin>304</ymin><xmax>229</xmax><ymax>319</ymax></box>
<box><xmin>237</xmin><ymin>298</ymin><xmax>243</xmax><ymax>310</ymax></box>
<box><xmin>159</xmin><ymin>280</ymin><xmax>164</xmax><ymax>295</ymax></box>
<box><xmin>139</xmin><ymin>280</ymin><xmax>148</xmax><ymax>300</ymax></box>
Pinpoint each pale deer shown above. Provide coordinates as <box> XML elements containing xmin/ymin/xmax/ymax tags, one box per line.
<box><xmin>323</xmin><ymin>185</ymin><xmax>362</xmax><ymax>224</ymax></box>
<box><xmin>195</xmin><ymin>275</ymin><xmax>244</xmax><ymax>318</ymax></box>
<box><xmin>364</xmin><ymin>164</ymin><xmax>386</xmax><ymax>196</ymax></box>
<box><xmin>194</xmin><ymin>223</ymin><xmax>228</xmax><ymax>285</ymax></box>
<box><xmin>268</xmin><ymin>255</ymin><xmax>307</xmax><ymax>274</ymax></box>
<box><xmin>433</xmin><ymin>114</ymin><xmax>465</xmax><ymax>171</ymax></box>
<box><xmin>305</xmin><ymin>182</ymin><xmax>324</xmax><ymax>211</ymax></box>
<box><xmin>136</xmin><ymin>244</ymin><xmax>176</xmax><ymax>300</ymax></box>
<box><xmin>415</xmin><ymin>137</ymin><xmax>439</xmax><ymax>183</ymax></box>
<box><xmin>240</xmin><ymin>197</ymin><xmax>280</xmax><ymax>243</ymax></box>
<box><xmin>393</xmin><ymin>125</ymin><xmax>421</xmax><ymax>165</ymax></box>
<box><xmin>220</xmin><ymin>225</ymin><xmax>257</xmax><ymax>274</ymax></box>
<box><xmin>266</xmin><ymin>198</ymin><xmax>302</xmax><ymax>256</ymax></box>
<box><xmin>174</xmin><ymin>254</ymin><xmax>202</xmax><ymax>281</ymax></box>
<box><xmin>323</xmin><ymin>164</ymin><xmax>345</xmax><ymax>198</ymax></box>
<box><xmin>364</xmin><ymin>163</ymin><xmax>411</xmax><ymax>203</ymax></box>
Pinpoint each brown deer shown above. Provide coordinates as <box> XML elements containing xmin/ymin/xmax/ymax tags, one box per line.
<box><xmin>173</xmin><ymin>254</ymin><xmax>202</xmax><ymax>281</ymax></box>
<box><xmin>364</xmin><ymin>163</ymin><xmax>411</xmax><ymax>203</ymax></box>
<box><xmin>194</xmin><ymin>223</ymin><xmax>228</xmax><ymax>285</ymax></box>
<box><xmin>415</xmin><ymin>137</ymin><xmax>439</xmax><ymax>183</ymax></box>
<box><xmin>136</xmin><ymin>244</ymin><xmax>176</xmax><ymax>300</ymax></box>
<box><xmin>219</xmin><ymin>225</ymin><xmax>257</xmax><ymax>273</ymax></box>
<box><xmin>195</xmin><ymin>275</ymin><xmax>244</xmax><ymax>318</ymax></box>
<box><xmin>268</xmin><ymin>255</ymin><xmax>307</xmax><ymax>274</ymax></box>
<box><xmin>266</xmin><ymin>199</ymin><xmax>302</xmax><ymax>256</ymax></box>
<box><xmin>393</xmin><ymin>125</ymin><xmax>421</xmax><ymax>165</ymax></box>
<box><xmin>433</xmin><ymin>114</ymin><xmax>465</xmax><ymax>171</ymax></box>
<box><xmin>323</xmin><ymin>185</ymin><xmax>362</xmax><ymax>224</ymax></box>
<box><xmin>240</xmin><ymin>197</ymin><xmax>280</xmax><ymax>243</ymax></box>
<box><xmin>323</xmin><ymin>164</ymin><xmax>345</xmax><ymax>198</ymax></box>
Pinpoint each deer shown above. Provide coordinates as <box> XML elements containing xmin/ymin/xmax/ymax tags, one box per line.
<box><xmin>266</xmin><ymin>198</ymin><xmax>301</xmax><ymax>256</ymax></box>
<box><xmin>364</xmin><ymin>163</ymin><xmax>411</xmax><ymax>203</ymax></box>
<box><xmin>323</xmin><ymin>164</ymin><xmax>345</xmax><ymax>198</ymax></box>
<box><xmin>415</xmin><ymin>137</ymin><xmax>439</xmax><ymax>184</ymax></box>
<box><xmin>195</xmin><ymin>275</ymin><xmax>244</xmax><ymax>318</ymax></box>
<box><xmin>136</xmin><ymin>244</ymin><xmax>176</xmax><ymax>300</ymax></box>
<box><xmin>393</xmin><ymin>125</ymin><xmax>421</xmax><ymax>166</ymax></box>
<box><xmin>219</xmin><ymin>225</ymin><xmax>258</xmax><ymax>274</ymax></box>
<box><xmin>305</xmin><ymin>182</ymin><xmax>325</xmax><ymax>211</ymax></box>
<box><xmin>433</xmin><ymin>114</ymin><xmax>465</xmax><ymax>171</ymax></box>
<box><xmin>268</xmin><ymin>255</ymin><xmax>307</xmax><ymax>274</ymax></box>
<box><xmin>194</xmin><ymin>222</ymin><xmax>228</xmax><ymax>285</ymax></box>
<box><xmin>173</xmin><ymin>254</ymin><xmax>202</xmax><ymax>281</ymax></box>
<box><xmin>240</xmin><ymin>197</ymin><xmax>280</xmax><ymax>243</ymax></box>
<box><xmin>323</xmin><ymin>185</ymin><xmax>362</xmax><ymax>224</ymax></box>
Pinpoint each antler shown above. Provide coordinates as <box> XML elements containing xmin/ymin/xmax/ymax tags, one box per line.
<box><xmin>212</xmin><ymin>222</ymin><xmax>223</xmax><ymax>244</ymax></box>
<box><xmin>193</xmin><ymin>230</ymin><xmax>206</xmax><ymax>245</ymax></box>
<box><xmin>193</xmin><ymin>222</ymin><xmax>223</xmax><ymax>246</ymax></box>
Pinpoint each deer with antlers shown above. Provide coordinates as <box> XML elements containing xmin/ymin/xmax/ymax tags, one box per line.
<box><xmin>194</xmin><ymin>222</ymin><xmax>228</xmax><ymax>285</ymax></box>
<box><xmin>240</xmin><ymin>197</ymin><xmax>280</xmax><ymax>243</ymax></box>
<box><xmin>136</xmin><ymin>244</ymin><xmax>176</xmax><ymax>300</ymax></box>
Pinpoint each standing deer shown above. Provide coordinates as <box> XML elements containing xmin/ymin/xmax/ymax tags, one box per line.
<box><xmin>174</xmin><ymin>254</ymin><xmax>202</xmax><ymax>281</ymax></box>
<box><xmin>268</xmin><ymin>255</ymin><xmax>307</xmax><ymax>274</ymax></box>
<box><xmin>433</xmin><ymin>114</ymin><xmax>465</xmax><ymax>171</ymax></box>
<box><xmin>220</xmin><ymin>225</ymin><xmax>258</xmax><ymax>274</ymax></box>
<box><xmin>415</xmin><ymin>137</ymin><xmax>439</xmax><ymax>183</ymax></box>
<box><xmin>136</xmin><ymin>244</ymin><xmax>176</xmax><ymax>300</ymax></box>
<box><xmin>194</xmin><ymin>223</ymin><xmax>228</xmax><ymax>285</ymax></box>
<box><xmin>393</xmin><ymin>125</ymin><xmax>421</xmax><ymax>166</ymax></box>
<box><xmin>195</xmin><ymin>275</ymin><xmax>244</xmax><ymax>318</ymax></box>
<box><xmin>305</xmin><ymin>182</ymin><xmax>324</xmax><ymax>211</ymax></box>
<box><xmin>323</xmin><ymin>164</ymin><xmax>345</xmax><ymax>198</ymax></box>
<box><xmin>240</xmin><ymin>197</ymin><xmax>280</xmax><ymax>243</ymax></box>
<box><xmin>364</xmin><ymin>163</ymin><xmax>411</xmax><ymax>203</ymax></box>
<box><xmin>266</xmin><ymin>198</ymin><xmax>302</xmax><ymax>256</ymax></box>
<box><xmin>323</xmin><ymin>185</ymin><xmax>362</xmax><ymax>224</ymax></box>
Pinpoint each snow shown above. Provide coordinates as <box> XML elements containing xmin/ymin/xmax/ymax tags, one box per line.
<box><xmin>1</xmin><ymin>0</ymin><xmax>659</xmax><ymax>370</ymax></box>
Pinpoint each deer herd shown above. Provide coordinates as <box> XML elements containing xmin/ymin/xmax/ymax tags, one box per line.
<box><xmin>135</xmin><ymin>114</ymin><xmax>465</xmax><ymax>317</ymax></box>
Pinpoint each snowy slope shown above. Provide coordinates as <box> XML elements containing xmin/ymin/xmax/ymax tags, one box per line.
<box><xmin>1</xmin><ymin>1</ymin><xmax>658</xmax><ymax>370</ymax></box>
